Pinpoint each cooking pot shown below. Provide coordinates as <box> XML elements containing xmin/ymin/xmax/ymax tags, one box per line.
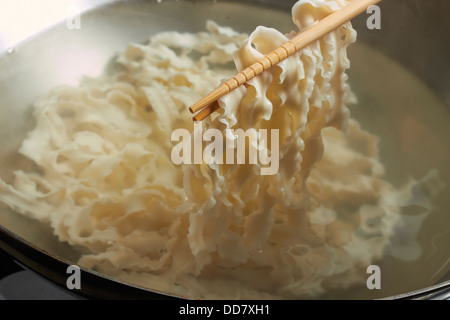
<box><xmin>0</xmin><ymin>0</ymin><xmax>449</xmax><ymax>300</ymax></box>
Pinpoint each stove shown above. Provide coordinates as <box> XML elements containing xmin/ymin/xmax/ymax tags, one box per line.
<box><xmin>0</xmin><ymin>248</ymin><xmax>82</xmax><ymax>300</ymax></box>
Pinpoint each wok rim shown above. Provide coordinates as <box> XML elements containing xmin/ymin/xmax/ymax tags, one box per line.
<box><xmin>0</xmin><ymin>224</ymin><xmax>184</xmax><ymax>300</ymax></box>
<box><xmin>1</xmin><ymin>223</ymin><xmax>449</xmax><ymax>300</ymax></box>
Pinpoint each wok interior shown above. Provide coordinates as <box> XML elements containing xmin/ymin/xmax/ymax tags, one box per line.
<box><xmin>0</xmin><ymin>0</ymin><xmax>449</xmax><ymax>299</ymax></box>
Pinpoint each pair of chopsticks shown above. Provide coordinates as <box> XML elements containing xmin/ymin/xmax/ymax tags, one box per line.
<box><xmin>190</xmin><ymin>0</ymin><xmax>382</xmax><ymax>122</ymax></box>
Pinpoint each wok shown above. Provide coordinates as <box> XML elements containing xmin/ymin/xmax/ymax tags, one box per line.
<box><xmin>0</xmin><ymin>0</ymin><xmax>449</xmax><ymax>300</ymax></box>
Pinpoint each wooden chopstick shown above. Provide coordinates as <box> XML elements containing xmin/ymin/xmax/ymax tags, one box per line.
<box><xmin>192</xmin><ymin>101</ymin><xmax>220</xmax><ymax>122</ymax></box>
<box><xmin>190</xmin><ymin>0</ymin><xmax>382</xmax><ymax>121</ymax></box>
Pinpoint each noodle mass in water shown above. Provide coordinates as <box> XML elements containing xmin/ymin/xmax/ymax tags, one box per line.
<box><xmin>0</xmin><ymin>0</ymin><xmax>444</xmax><ymax>299</ymax></box>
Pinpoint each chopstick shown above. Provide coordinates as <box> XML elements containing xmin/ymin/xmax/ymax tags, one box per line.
<box><xmin>189</xmin><ymin>0</ymin><xmax>382</xmax><ymax>121</ymax></box>
<box><xmin>193</xmin><ymin>101</ymin><xmax>220</xmax><ymax>122</ymax></box>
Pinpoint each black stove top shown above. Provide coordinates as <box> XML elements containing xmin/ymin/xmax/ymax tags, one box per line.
<box><xmin>0</xmin><ymin>249</ymin><xmax>81</xmax><ymax>300</ymax></box>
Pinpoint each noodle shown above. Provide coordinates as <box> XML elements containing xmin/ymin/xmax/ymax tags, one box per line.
<box><xmin>0</xmin><ymin>0</ymin><xmax>442</xmax><ymax>299</ymax></box>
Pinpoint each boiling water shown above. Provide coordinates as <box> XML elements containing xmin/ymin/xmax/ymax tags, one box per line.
<box><xmin>342</xmin><ymin>44</ymin><xmax>450</xmax><ymax>299</ymax></box>
<box><xmin>0</xmin><ymin>1</ymin><xmax>449</xmax><ymax>299</ymax></box>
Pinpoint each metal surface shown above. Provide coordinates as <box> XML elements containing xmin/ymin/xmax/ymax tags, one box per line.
<box><xmin>0</xmin><ymin>0</ymin><xmax>449</xmax><ymax>299</ymax></box>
